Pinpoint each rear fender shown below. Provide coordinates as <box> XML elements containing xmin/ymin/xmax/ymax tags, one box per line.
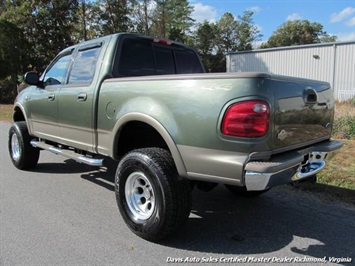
<box><xmin>111</xmin><ymin>112</ymin><xmax>187</xmax><ymax>178</ymax></box>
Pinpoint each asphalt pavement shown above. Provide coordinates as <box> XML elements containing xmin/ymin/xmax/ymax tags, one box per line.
<box><xmin>1</xmin><ymin>121</ymin><xmax>354</xmax><ymax>266</ymax></box>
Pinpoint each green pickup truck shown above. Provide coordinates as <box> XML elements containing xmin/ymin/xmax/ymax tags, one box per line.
<box><xmin>8</xmin><ymin>33</ymin><xmax>342</xmax><ymax>241</ymax></box>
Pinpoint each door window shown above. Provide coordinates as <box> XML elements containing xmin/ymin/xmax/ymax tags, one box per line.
<box><xmin>43</xmin><ymin>53</ymin><xmax>72</xmax><ymax>87</ymax></box>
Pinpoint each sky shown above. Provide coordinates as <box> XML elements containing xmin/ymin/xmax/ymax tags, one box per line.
<box><xmin>189</xmin><ymin>0</ymin><xmax>355</xmax><ymax>43</ymax></box>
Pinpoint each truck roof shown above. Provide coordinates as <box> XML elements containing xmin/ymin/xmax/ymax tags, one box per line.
<box><xmin>59</xmin><ymin>33</ymin><xmax>190</xmax><ymax>55</ymax></box>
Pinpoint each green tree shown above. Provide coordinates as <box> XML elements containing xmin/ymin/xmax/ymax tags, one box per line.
<box><xmin>167</xmin><ymin>0</ymin><xmax>194</xmax><ymax>42</ymax></box>
<box><xmin>193</xmin><ymin>20</ymin><xmax>223</xmax><ymax>72</ymax></box>
<box><xmin>72</xmin><ymin>0</ymin><xmax>92</xmax><ymax>41</ymax></box>
<box><xmin>2</xmin><ymin>0</ymin><xmax>79</xmax><ymax>69</ymax></box>
<box><xmin>215</xmin><ymin>11</ymin><xmax>261</xmax><ymax>53</ymax></box>
<box><xmin>236</xmin><ymin>10</ymin><xmax>262</xmax><ymax>51</ymax></box>
<box><xmin>0</xmin><ymin>0</ymin><xmax>5</xmax><ymax>15</ymax></box>
<box><xmin>0</xmin><ymin>19</ymin><xmax>30</xmax><ymax>103</ymax></box>
<box><xmin>72</xmin><ymin>0</ymin><xmax>104</xmax><ymax>41</ymax></box>
<box><xmin>320</xmin><ymin>34</ymin><xmax>338</xmax><ymax>43</ymax></box>
<box><xmin>261</xmin><ymin>20</ymin><xmax>337</xmax><ymax>48</ymax></box>
<box><xmin>130</xmin><ymin>0</ymin><xmax>154</xmax><ymax>35</ymax></box>
<box><xmin>0</xmin><ymin>0</ymin><xmax>80</xmax><ymax>103</ymax></box>
<box><xmin>0</xmin><ymin>0</ymin><xmax>34</xmax><ymax>38</ymax></box>
<box><xmin>197</xmin><ymin>11</ymin><xmax>260</xmax><ymax>72</ymax></box>
<box><xmin>215</xmin><ymin>12</ymin><xmax>239</xmax><ymax>53</ymax></box>
<box><xmin>89</xmin><ymin>0</ymin><xmax>131</xmax><ymax>36</ymax></box>
<box><xmin>33</xmin><ymin>0</ymin><xmax>79</xmax><ymax>63</ymax></box>
<box><xmin>194</xmin><ymin>21</ymin><xmax>215</xmax><ymax>56</ymax></box>
<box><xmin>0</xmin><ymin>0</ymin><xmax>34</xmax><ymax>102</ymax></box>
<box><xmin>0</xmin><ymin>20</ymin><xmax>28</xmax><ymax>78</ymax></box>
<box><xmin>151</xmin><ymin>0</ymin><xmax>168</xmax><ymax>37</ymax></box>
<box><xmin>151</xmin><ymin>0</ymin><xmax>194</xmax><ymax>42</ymax></box>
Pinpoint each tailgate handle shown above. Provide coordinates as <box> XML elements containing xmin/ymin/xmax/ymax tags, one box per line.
<box><xmin>305</xmin><ymin>88</ymin><xmax>317</xmax><ymax>103</ymax></box>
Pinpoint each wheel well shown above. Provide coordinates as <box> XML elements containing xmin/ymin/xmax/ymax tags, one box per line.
<box><xmin>116</xmin><ymin>121</ymin><xmax>169</xmax><ymax>157</ymax></box>
<box><xmin>13</xmin><ymin>106</ymin><xmax>25</xmax><ymax>122</ymax></box>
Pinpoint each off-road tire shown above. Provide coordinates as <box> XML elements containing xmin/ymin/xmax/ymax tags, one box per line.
<box><xmin>8</xmin><ymin>121</ymin><xmax>40</xmax><ymax>170</ymax></box>
<box><xmin>115</xmin><ymin>148</ymin><xmax>191</xmax><ymax>241</ymax></box>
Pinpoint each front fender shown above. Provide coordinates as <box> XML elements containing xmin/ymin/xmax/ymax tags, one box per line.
<box><xmin>13</xmin><ymin>87</ymin><xmax>33</xmax><ymax>134</ymax></box>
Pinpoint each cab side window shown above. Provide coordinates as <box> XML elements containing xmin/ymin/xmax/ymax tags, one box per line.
<box><xmin>43</xmin><ymin>53</ymin><xmax>72</xmax><ymax>87</ymax></box>
<box><xmin>68</xmin><ymin>47</ymin><xmax>101</xmax><ymax>84</ymax></box>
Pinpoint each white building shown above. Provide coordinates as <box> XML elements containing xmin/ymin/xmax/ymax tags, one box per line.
<box><xmin>226</xmin><ymin>41</ymin><xmax>355</xmax><ymax>101</ymax></box>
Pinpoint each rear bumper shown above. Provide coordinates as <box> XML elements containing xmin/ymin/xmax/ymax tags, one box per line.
<box><xmin>244</xmin><ymin>140</ymin><xmax>343</xmax><ymax>191</ymax></box>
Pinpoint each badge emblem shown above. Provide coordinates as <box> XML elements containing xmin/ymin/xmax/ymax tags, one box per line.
<box><xmin>277</xmin><ymin>129</ymin><xmax>293</xmax><ymax>141</ymax></box>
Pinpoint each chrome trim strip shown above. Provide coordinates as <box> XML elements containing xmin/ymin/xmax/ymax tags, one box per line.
<box><xmin>186</xmin><ymin>172</ymin><xmax>242</xmax><ymax>186</ymax></box>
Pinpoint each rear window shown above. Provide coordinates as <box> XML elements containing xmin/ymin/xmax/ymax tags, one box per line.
<box><xmin>154</xmin><ymin>46</ymin><xmax>175</xmax><ymax>75</ymax></box>
<box><xmin>175</xmin><ymin>49</ymin><xmax>204</xmax><ymax>74</ymax></box>
<box><xmin>115</xmin><ymin>37</ymin><xmax>203</xmax><ymax>77</ymax></box>
<box><xmin>116</xmin><ymin>38</ymin><xmax>156</xmax><ymax>77</ymax></box>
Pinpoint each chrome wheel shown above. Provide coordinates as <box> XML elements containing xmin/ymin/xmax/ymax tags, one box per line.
<box><xmin>8</xmin><ymin>122</ymin><xmax>40</xmax><ymax>170</ymax></box>
<box><xmin>125</xmin><ymin>172</ymin><xmax>155</xmax><ymax>221</ymax></box>
<box><xmin>11</xmin><ymin>133</ymin><xmax>21</xmax><ymax>161</ymax></box>
<box><xmin>116</xmin><ymin>148</ymin><xmax>192</xmax><ymax>241</ymax></box>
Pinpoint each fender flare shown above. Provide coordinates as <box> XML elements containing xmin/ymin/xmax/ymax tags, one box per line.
<box><xmin>13</xmin><ymin>103</ymin><xmax>33</xmax><ymax>134</ymax></box>
<box><xmin>111</xmin><ymin>112</ymin><xmax>188</xmax><ymax>178</ymax></box>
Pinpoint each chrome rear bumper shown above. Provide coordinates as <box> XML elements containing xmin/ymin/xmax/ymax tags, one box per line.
<box><xmin>244</xmin><ymin>140</ymin><xmax>343</xmax><ymax>191</ymax></box>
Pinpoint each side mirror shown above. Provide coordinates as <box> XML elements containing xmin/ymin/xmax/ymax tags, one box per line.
<box><xmin>24</xmin><ymin>72</ymin><xmax>40</xmax><ymax>86</ymax></box>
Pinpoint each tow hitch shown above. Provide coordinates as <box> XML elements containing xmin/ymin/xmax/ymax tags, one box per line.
<box><xmin>293</xmin><ymin>152</ymin><xmax>327</xmax><ymax>180</ymax></box>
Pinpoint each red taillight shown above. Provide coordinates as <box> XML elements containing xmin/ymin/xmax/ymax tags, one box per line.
<box><xmin>221</xmin><ymin>100</ymin><xmax>270</xmax><ymax>137</ymax></box>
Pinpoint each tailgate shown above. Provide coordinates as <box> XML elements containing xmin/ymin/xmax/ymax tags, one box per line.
<box><xmin>271</xmin><ymin>75</ymin><xmax>334</xmax><ymax>150</ymax></box>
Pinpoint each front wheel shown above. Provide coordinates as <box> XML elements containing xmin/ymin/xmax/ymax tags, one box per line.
<box><xmin>8</xmin><ymin>122</ymin><xmax>40</xmax><ymax>170</ymax></box>
<box><xmin>115</xmin><ymin>148</ymin><xmax>191</xmax><ymax>241</ymax></box>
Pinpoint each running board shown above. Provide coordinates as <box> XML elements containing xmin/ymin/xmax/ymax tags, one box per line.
<box><xmin>30</xmin><ymin>140</ymin><xmax>104</xmax><ymax>167</ymax></box>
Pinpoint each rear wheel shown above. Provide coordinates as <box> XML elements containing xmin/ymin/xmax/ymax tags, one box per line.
<box><xmin>8</xmin><ymin>122</ymin><xmax>39</xmax><ymax>170</ymax></box>
<box><xmin>115</xmin><ymin>148</ymin><xmax>191</xmax><ymax>241</ymax></box>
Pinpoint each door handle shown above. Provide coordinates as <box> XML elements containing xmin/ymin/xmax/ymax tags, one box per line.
<box><xmin>48</xmin><ymin>94</ymin><xmax>55</xmax><ymax>101</ymax></box>
<box><xmin>77</xmin><ymin>92</ymin><xmax>87</xmax><ymax>102</ymax></box>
